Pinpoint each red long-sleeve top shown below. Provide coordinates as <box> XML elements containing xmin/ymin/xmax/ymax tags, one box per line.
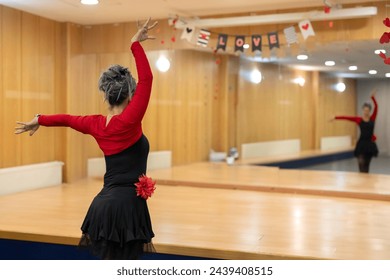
<box><xmin>38</xmin><ymin>42</ymin><xmax>153</xmax><ymax>156</ymax></box>
<box><xmin>335</xmin><ymin>96</ymin><xmax>378</xmax><ymax>141</ymax></box>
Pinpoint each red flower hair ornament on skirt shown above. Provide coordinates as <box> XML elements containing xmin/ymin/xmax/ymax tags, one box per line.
<box><xmin>135</xmin><ymin>175</ymin><xmax>156</xmax><ymax>200</ymax></box>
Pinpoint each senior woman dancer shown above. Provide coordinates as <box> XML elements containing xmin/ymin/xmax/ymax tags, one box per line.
<box><xmin>15</xmin><ymin>18</ymin><xmax>158</xmax><ymax>260</ymax></box>
<box><xmin>331</xmin><ymin>90</ymin><xmax>379</xmax><ymax>173</ymax></box>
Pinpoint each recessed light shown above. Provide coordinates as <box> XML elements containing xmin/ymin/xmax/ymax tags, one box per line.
<box><xmin>297</xmin><ymin>54</ymin><xmax>308</xmax><ymax>60</ymax></box>
<box><xmin>386</xmin><ymin>73</ymin><xmax>390</xmax><ymax>78</ymax></box>
<box><xmin>368</xmin><ymin>70</ymin><xmax>377</xmax><ymax>75</ymax></box>
<box><xmin>81</xmin><ymin>0</ymin><xmax>99</xmax><ymax>5</ymax></box>
<box><xmin>348</xmin><ymin>65</ymin><xmax>358</xmax><ymax>71</ymax></box>
<box><xmin>325</xmin><ymin>60</ymin><xmax>335</xmax><ymax>66</ymax></box>
<box><xmin>335</xmin><ymin>82</ymin><xmax>346</xmax><ymax>93</ymax></box>
<box><xmin>243</xmin><ymin>44</ymin><xmax>250</xmax><ymax>49</ymax></box>
<box><xmin>250</xmin><ymin>69</ymin><xmax>262</xmax><ymax>84</ymax></box>
<box><xmin>374</xmin><ymin>49</ymin><xmax>386</xmax><ymax>55</ymax></box>
<box><xmin>293</xmin><ymin>77</ymin><xmax>305</xmax><ymax>87</ymax></box>
<box><xmin>156</xmin><ymin>56</ymin><xmax>171</xmax><ymax>72</ymax></box>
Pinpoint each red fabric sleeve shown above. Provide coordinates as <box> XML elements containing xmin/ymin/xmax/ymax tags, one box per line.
<box><xmin>370</xmin><ymin>96</ymin><xmax>378</xmax><ymax>121</ymax></box>
<box><xmin>38</xmin><ymin>114</ymin><xmax>96</xmax><ymax>135</ymax></box>
<box><xmin>118</xmin><ymin>41</ymin><xmax>153</xmax><ymax>124</ymax></box>
<box><xmin>334</xmin><ymin>116</ymin><xmax>362</xmax><ymax>124</ymax></box>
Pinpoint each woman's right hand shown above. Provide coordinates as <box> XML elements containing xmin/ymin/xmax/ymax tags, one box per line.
<box><xmin>15</xmin><ymin>117</ymin><xmax>40</xmax><ymax>136</ymax></box>
<box><xmin>131</xmin><ymin>17</ymin><xmax>158</xmax><ymax>43</ymax></box>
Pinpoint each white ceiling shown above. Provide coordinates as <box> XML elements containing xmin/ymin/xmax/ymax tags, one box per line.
<box><xmin>0</xmin><ymin>0</ymin><xmax>389</xmax><ymax>78</ymax></box>
<box><xmin>257</xmin><ymin>39</ymin><xmax>390</xmax><ymax>79</ymax></box>
<box><xmin>0</xmin><ymin>0</ymin><xmax>378</xmax><ymax>25</ymax></box>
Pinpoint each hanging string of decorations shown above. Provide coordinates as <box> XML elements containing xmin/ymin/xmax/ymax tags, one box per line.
<box><xmin>379</xmin><ymin>17</ymin><xmax>390</xmax><ymax>64</ymax></box>
<box><xmin>178</xmin><ymin>19</ymin><xmax>316</xmax><ymax>54</ymax></box>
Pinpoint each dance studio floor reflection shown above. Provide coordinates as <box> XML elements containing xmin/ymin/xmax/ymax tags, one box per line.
<box><xmin>303</xmin><ymin>155</ymin><xmax>390</xmax><ymax>175</ymax></box>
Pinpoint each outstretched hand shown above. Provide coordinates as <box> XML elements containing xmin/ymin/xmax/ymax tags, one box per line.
<box><xmin>131</xmin><ymin>17</ymin><xmax>158</xmax><ymax>43</ymax></box>
<box><xmin>370</xmin><ymin>88</ymin><xmax>377</xmax><ymax>98</ymax></box>
<box><xmin>15</xmin><ymin>117</ymin><xmax>40</xmax><ymax>136</ymax></box>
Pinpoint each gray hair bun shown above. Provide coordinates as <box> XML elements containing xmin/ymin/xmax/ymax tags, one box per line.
<box><xmin>98</xmin><ymin>65</ymin><xmax>137</xmax><ymax>106</ymax></box>
<box><xmin>362</xmin><ymin>102</ymin><xmax>372</xmax><ymax>111</ymax></box>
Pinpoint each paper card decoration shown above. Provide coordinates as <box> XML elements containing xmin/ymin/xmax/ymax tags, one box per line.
<box><xmin>181</xmin><ymin>26</ymin><xmax>195</xmax><ymax>42</ymax></box>
<box><xmin>234</xmin><ymin>36</ymin><xmax>245</xmax><ymax>52</ymax></box>
<box><xmin>197</xmin><ymin>29</ymin><xmax>211</xmax><ymax>47</ymax></box>
<box><xmin>299</xmin><ymin>20</ymin><xmax>315</xmax><ymax>40</ymax></box>
<box><xmin>267</xmin><ymin>32</ymin><xmax>280</xmax><ymax>50</ymax></box>
<box><xmin>216</xmin><ymin>34</ymin><xmax>228</xmax><ymax>51</ymax></box>
<box><xmin>284</xmin><ymin>26</ymin><xmax>298</xmax><ymax>45</ymax></box>
<box><xmin>251</xmin><ymin>35</ymin><xmax>262</xmax><ymax>52</ymax></box>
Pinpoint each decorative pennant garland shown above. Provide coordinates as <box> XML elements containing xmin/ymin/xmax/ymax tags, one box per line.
<box><xmin>168</xmin><ymin>5</ymin><xmax>352</xmax><ymax>56</ymax></box>
<box><xmin>177</xmin><ymin>19</ymin><xmax>316</xmax><ymax>55</ymax></box>
<box><xmin>197</xmin><ymin>29</ymin><xmax>211</xmax><ymax>47</ymax></box>
<box><xmin>234</xmin><ymin>36</ymin><xmax>246</xmax><ymax>52</ymax></box>
<box><xmin>216</xmin><ymin>34</ymin><xmax>228</xmax><ymax>51</ymax></box>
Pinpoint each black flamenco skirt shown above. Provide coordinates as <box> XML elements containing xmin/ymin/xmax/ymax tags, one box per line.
<box><xmin>354</xmin><ymin>139</ymin><xmax>379</xmax><ymax>158</ymax></box>
<box><xmin>78</xmin><ymin>185</ymin><xmax>155</xmax><ymax>260</ymax></box>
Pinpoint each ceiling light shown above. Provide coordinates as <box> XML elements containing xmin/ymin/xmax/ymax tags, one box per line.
<box><xmin>297</xmin><ymin>54</ymin><xmax>308</xmax><ymax>60</ymax></box>
<box><xmin>368</xmin><ymin>70</ymin><xmax>377</xmax><ymax>75</ymax></box>
<box><xmin>335</xmin><ymin>82</ymin><xmax>346</xmax><ymax>92</ymax></box>
<box><xmin>243</xmin><ymin>44</ymin><xmax>250</xmax><ymax>49</ymax></box>
<box><xmin>156</xmin><ymin>56</ymin><xmax>171</xmax><ymax>72</ymax></box>
<box><xmin>348</xmin><ymin>65</ymin><xmax>358</xmax><ymax>71</ymax></box>
<box><xmin>81</xmin><ymin>0</ymin><xmax>99</xmax><ymax>5</ymax></box>
<box><xmin>325</xmin><ymin>60</ymin><xmax>335</xmax><ymax>66</ymax></box>
<box><xmin>250</xmin><ymin>69</ymin><xmax>262</xmax><ymax>84</ymax></box>
<box><xmin>374</xmin><ymin>49</ymin><xmax>386</xmax><ymax>55</ymax></box>
<box><xmin>386</xmin><ymin>73</ymin><xmax>390</xmax><ymax>78</ymax></box>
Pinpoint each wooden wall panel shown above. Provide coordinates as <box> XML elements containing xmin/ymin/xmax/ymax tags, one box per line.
<box><xmin>0</xmin><ymin>6</ymin><xmax>66</xmax><ymax>169</ymax></box>
<box><xmin>53</xmin><ymin>22</ymin><xmax>67</xmax><ymax>165</ymax></box>
<box><xmin>1</xmin><ymin>6</ymin><xmax>22</xmax><ymax>168</ymax></box>
<box><xmin>236</xmin><ymin>59</ymin><xmax>316</xmax><ymax>151</ymax></box>
<box><xmin>0</xmin><ymin>5</ymin><xmax>3</xmax><ymax>167</ymax></box>
<box><xmin>211</xmin><ymin>55</ymin><xmax>239</xmax><ymax>152</ymax></box>
<box><xmin>318</xmin><ymin>73</ymin><xmax>357</xmax><ymax>144</ymax></box>
<box><xmin>20</xmin><ymin>12</ymin><xmax>40</xmax><ymax>165</ymax></box>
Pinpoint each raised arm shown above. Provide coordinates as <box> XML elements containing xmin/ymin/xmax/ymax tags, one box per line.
<box><xmin>119</xmin><ymin>18</ymin><xmax>157</xmax><ymax>124</ymax></box>
<box><xmin>119</xmin><ymin>42</ymin><xmax>153</xmax><ymax>124</ymax></box>
<box><xmin>370</xmin><ymin>95</ymin><xmax>378</xmax><ymax>121</ymax></box>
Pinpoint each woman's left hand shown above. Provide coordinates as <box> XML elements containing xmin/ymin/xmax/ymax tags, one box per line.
<box><xmin>15</xmin><ymin>117</ymin><xmax>40</xmax><ymax>136</ymax></box>
<box><xmin>131</xmin><ymin>17</ymin><xmax>158</xmax><ymax>43</ymax></box>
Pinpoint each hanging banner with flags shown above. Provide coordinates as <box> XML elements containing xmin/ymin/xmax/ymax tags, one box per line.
<box><xmin>251</xmin><ymin>35</ymin><xmax>262</xmax><ymax>52</ymax></box>
<box><xmin>197</xmin><ymin>29</ymin><xmax>211</xmax><ymax>47</ymax></box>
<box><xmin>283</xmin><ymin>26</ymin><xmax>298</xmax><ymax>45</ymax></box>
<box><xmin>216</xmin><ymin>34</ymin><xmax>228</xmax><ymax>51</ymax></box>
<box><xmin>175</xmin><ymin>16</ymin><xmax>317</xmax><ymax>55</ymax></box>
<box><xmin>234</xmin><ymin>36</ymin><xmax>245</xmax><ymax>52</ymax></box>
<box><xmin>298</xmin><ymin>20</ymin><xmax>315</xmax><ymax>40</ymax></box>
<box><xmin>181</xmin><ymin>26</ymin><xmax>195</xmax><ymax>42</ymax></box>
<box><xmin>267</xmin><ymin>32</ymin><xmax>279</xmax><ymax>50</ymax></box>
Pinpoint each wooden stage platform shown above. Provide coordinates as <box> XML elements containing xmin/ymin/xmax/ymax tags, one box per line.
<box><xmin>1</xmin><ymin>173</ymin><xmax>390</xmax><ymax>259</ymax></box>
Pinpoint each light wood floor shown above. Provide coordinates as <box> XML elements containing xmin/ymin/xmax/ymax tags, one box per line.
<box><xmin>148</xmin><ymin>162</ymin><xmax>390</xmax><ymax>201</ymax></box>
<box><xmin>1</xmin><ymin>178</ymin><xmax>390</xmax><ymax>259</ymax></box>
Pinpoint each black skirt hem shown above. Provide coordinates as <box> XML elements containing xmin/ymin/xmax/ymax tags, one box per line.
<box><xmin>78</xmin><ymin>233</ymin><xmax>155</xmax><ymax>260</ymax></box>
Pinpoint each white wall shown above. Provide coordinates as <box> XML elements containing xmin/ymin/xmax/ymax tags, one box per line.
<box><xmin>357</xmin><ymin>79</ymin><xmax>390</xmax><ymax>155</ymax></box>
